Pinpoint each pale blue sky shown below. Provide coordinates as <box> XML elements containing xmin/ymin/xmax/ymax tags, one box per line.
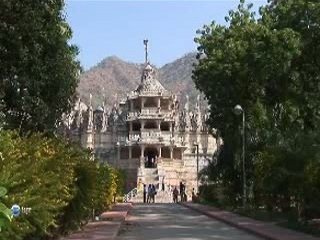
<box><xmin>65</xmin><ymin>0</ymin><xmax>268</xmax><ymax>70</ymax></box>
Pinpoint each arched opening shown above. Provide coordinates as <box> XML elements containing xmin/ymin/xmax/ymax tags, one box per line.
<box><xmin>144</xmin><ymin>147</ymin><xmax>158</xmax><ymax>168</ymax></box>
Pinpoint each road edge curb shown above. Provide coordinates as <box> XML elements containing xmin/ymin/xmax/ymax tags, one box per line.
<box><xmin>112</xmin><ymin>202</ymin><xmax>133</xmax><ymax>239</ymax></box>
<box><xmin>179</xmin><ymin>202</ymin><xmax>275</xmax><ymax>240</ymax></box>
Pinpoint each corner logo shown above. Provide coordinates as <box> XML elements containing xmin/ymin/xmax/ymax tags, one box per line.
<box><xmin>11</xmin><ymin>204</ymin><xmax>20</xmax><ymax>217</ymax></box>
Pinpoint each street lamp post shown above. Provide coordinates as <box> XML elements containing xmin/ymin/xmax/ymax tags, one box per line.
<box><xmin>116</xmin><ymin>141</ymin><xmax>120</xmax><ymax>168</ymax></box>
<box><xmin>193</xmin><ymin>142</ymin><xmax>199</xmax><ymax>194</ymax></box>
<box><xmin>234</xmin><ymin>104</ymin><xmax>247</xmax><ymax>209</ymax></box>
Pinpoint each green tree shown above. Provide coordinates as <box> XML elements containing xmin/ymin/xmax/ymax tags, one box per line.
<box><xmin>193</xmin><ymin>0</ymin><xmax>320</xmax><ymax>217</ymax></box>
<box><xmin>0</xmin><ymin>187</ymin><xmax>12</xmax><ymax>232</ymax></box>
<box><xmin>0</xmin><ymin>0</ymin><xmax>80</xmax><ymax>133</ymax></box>
<box><xmin>193</xmin><ymin>0</ymin><xmax>300</xmax><ymax>206</ymax></box>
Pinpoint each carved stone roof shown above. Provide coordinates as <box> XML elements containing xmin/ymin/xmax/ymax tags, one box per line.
<box><xmin>135</xmin><ymin>63</ymin><xmax>168</xmax><ymax>95</ymax></box>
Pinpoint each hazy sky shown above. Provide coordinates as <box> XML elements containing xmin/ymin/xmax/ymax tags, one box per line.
<box><xmin>65</xmin><ymin>0</ymin><xmax>268</xmax><ymax>70</ymax></box>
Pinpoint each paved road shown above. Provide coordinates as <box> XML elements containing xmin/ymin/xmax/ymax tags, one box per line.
<box><xmin>116</xmin><ymin>203</ymin><xmax>263</xmax><ymax>240</ymax></box>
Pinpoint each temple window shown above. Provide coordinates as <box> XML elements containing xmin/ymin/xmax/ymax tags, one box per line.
<box><xmin>160</xmin><ymin>122</ymin><xmax>170</xmax><ymax>131</ymax></box>
<box><xmin>132</xmin><ymin>146</ymin><xmax>140</xmax><ymax>158</ymax></box>
<box><xmin>160</xmin><ymin>99</ymin><xmax>170</xmax><ymax>110</ymax></box>
<box><xmin>161</xmin><ymin>147</ymin><xmax>170</xmax><ymax>158</ymax></box>
<box><xmin>144</xmin><ymin>121</ymin><xmax>157</xmax><ymax>129</ymax></box>
<box><xmin>144</xmin><ymin>97</ymin><xmax>157</xmax><ymax>108</ymax></box>
<box><xmin>173</xmin><ymin>148</ymin><xmax>182</xmax><ymax>159</ymax></box>
<box><xmin>132</xmin><ymin>121</ymin><xmax>141</xmax><ymax>131</ymax></box>
<box><xmin>120</xmin><ymin>147</ymin><xmax>129</xmax><ymax>159</ymax></box>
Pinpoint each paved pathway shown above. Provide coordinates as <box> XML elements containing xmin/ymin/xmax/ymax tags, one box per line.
<box><xmin>182</xmin><ymin>202</ymin><xmax>320</xmax><ymax>240</ymax></box>
<box><xmin>60</xmin><ymin>203</ymin><xmax>132</xmax><ymax>240</ymax></box>
<box><xmin>116</xmin><ymin>203</ymin><xmax>263</xmax><ymax>240</ymax></box>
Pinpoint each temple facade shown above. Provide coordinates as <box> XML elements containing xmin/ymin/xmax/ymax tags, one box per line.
<box><xmin>63</xmin><ymin>43</ymin><xmax>217</xmax><ymax>192</ymax></box>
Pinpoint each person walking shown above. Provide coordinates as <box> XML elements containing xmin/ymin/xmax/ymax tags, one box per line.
<box><xmin>162</xmin><ymin>176</ymin><xmax>165</xmax><ymax>191</ymax></box>
<box><xmin>173</xmin><ymin>186</ymin><xmax>179</xmax><ymax>203</ymax></box>
<box><xmin>143</xmin><ymin>184</ymin><xmax>147</xmax><ymax>203</ymax></box>
<box><xmin>179</xmin><ymin>182</ymin><xmax>184</xmax><ymax>202</ymax></box>
<box><xmin>147</xmin><ymin>184</ymin><xmax>152</xmax><ymax>203</ymax></box>
<box><xmin>192</xmin><ymin>188</ymin><xmax>196</xmax><ymax>203</ymax></box>
<box><xmin>151</xmin><ymin>184</ymin><xmax>156</xmax><ymax>203</ymax></box>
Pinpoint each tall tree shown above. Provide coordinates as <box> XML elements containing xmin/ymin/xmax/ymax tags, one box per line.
<box><xmin>0</xmin><ymin>0</ymin><xmax>81</xmax><ymax>133</ymax></box>
<box><xmin>193</xmin><ymin>0</ymin><xmax>320</xmax><ymax>213</ymax></box>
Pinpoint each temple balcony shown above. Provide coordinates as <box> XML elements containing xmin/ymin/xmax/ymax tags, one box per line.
<box><xmin>126</xmin><ymin>109</ymin><xmax>173</xmax><ymax>120</ymax></box>
<box><xmin>141</xmin><ymin>108</ymin><xmax>159</xmax><ymax>115</ymax></box>
<box><xmin>127</xmin><ymin>130</ymin><xmax>173</xmax><ymax>144</ymax></box>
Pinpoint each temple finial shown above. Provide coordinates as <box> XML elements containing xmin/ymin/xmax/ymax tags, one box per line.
<box><xmin>89</xmin><ymin>93</ymin><xmax>92</xmax><ymax>107</ymax></box>
<box><xmin>143</xmin><ymin>39</ymin><xmax>148</xmax><ymax>64</ymax></box>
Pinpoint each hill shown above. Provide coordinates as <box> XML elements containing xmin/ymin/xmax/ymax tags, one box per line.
<box><xmin>77</xmin><ymin>52</ymin><xmax>203</xmax><ymax>109</ymax></box>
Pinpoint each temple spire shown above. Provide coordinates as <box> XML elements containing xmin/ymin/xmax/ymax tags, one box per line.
<box><xmin>143</xmin><ymin>39</ymin><xmax>148</xmax><ymax>64</ymax></box>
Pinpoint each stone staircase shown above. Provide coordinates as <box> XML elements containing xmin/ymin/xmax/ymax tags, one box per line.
<box><xmin>142</xmin><ymin>168</ymin><xmax>159</xmax><ymax>186</ymax></box>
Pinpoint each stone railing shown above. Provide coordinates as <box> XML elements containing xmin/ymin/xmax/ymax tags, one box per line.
<box><xmin>127</xmin><ymin>130</ymin><xmax>176</xmax><ymax>143</ymax></box>
<box><xmin>123</xmin><ymin>188</ymin><xmax>138</xmax><ymax>202</ymax></box>
<box><xmin>128</xmin><ymin>131</ymin><xmax>141</xmax><ymax>141</ymax></box>
<box><xmin>127</xmin><ymin>111</ymin><xmax>140</xmax><ymax>118</ymax></box>
<box><xmin>141</xmin><ymin>131</ymin><xmax>161</xmax><ymax>142</ymax></box>
<box><xmin>159</xmin><ymin>131</ymin><xmax>172</xmax><ymax>142</ymax></box>
<box><xmin>141</xmin><ymin>108</ymin><xmax>159</xmax><ymax>115</ymax></box>
<box><xmin>128</xmin><ymin>91</ymin><xmax>171</xmax><ymax>98</ymax></box>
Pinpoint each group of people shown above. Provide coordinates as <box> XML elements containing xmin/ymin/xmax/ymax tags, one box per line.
<box><xmin>172</xmin><ymin>182</ymin><xmax>187</xmax><ymax>203</ymax></box>
<box><xmin>143</xmin><ymin>184</ymin><xmax>157</xmax><ymax>203</ymax></box>
<box><xmin>142</xmin><ymin>181</ymin><xmax>191</xmax><ymax>204</ymax></box>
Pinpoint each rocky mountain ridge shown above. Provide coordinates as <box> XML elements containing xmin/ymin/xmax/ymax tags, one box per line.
<box><xmin>77</xmin><ymin>52</ymin><xmax>203</xmax><ymax>109</ymax></box>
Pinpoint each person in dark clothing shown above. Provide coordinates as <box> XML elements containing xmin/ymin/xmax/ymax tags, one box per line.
<box><xmin>179</xmin><ymin>182</ymin><xmax>185</xmax><ymax>202</ymax></box>
<box><xmin>162</xmin><ymin>176</ymin><xmax>165</xmax><ymax>191</ymax></box>
<box><xmin>192</xmin><ymin>188</ymin><xmax>196</xmax><ymax>202</ymax></box>
<box><xmin>143</xmin><ymin>184</ymin><xmax>147</xmax><ymax>203</ymax></box>
<box><xmin>151</xmin><ymin>184</ymin><xmax>156</xmax><ymax>203</ymax></box>
<box><xmin>173</xmin><ymin>186</ymin><xmax>179</xmax><ymax>203</ymax></box>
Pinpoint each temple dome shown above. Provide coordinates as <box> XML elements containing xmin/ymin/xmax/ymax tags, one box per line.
<box><xmin>135</xmin><ymin>63</ymin><xmax>168</xmax><ymax>94</ymax></box>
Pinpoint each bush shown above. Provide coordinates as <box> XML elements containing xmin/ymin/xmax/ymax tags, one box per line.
<box><xmin>0</xmin><ymin>131</ymin><xmax>125</xmax><ymax>240</ymax></box>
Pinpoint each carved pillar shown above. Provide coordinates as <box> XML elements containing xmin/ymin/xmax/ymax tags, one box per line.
<box><xmin>129</xmin><ymin>122</ymin><xmax>133</xmax><ymax>132</ymax></box>
<box><xmin>129</xmin><ymin>146</ymin><xmax>132</xmax><ymax>159</ymax></box>
<box><xmin>140</xmin><ymin>145</ymin><xmax>145</xmax><ymax>158</ymax></box>
<box><xmin>169</xmin><ymin>122</ymin><xmax>172</xmax><ymax>132</ymax></box>
<box><xmin>141</xmin><ymin>98</ymin><xmax>146</xmax><ymax>109</ymax></box>
<box><xmin>158</xmin><ymin>120</ymin><xmax>161</xmax><ymax>130</ymax></box>
<box><xmin>159</xmin><ymin>146</ymin><xmax>162</xmax><ymax>158</ymax></box>
<box><xmin>170</xmin><ymin>147</ymin><xmax>173</xmax><ymax>159</ymax></box>
<box><xmin>141</xmin><ymin>120</ymin><xmax>145</xmax><ymax>130</ymax></box>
